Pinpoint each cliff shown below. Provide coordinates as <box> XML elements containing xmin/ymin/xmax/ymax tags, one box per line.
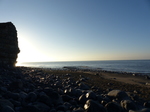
<box><xmin>0</xmin><ymin>22</ymin><xmax>20</xmax><ymax>67</ymax></box>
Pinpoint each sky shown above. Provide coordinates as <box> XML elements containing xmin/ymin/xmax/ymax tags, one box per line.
<box><xmin>0</xmin><ymin>0</ymin><xmax>150</xmax><ymax>63</ymax></box>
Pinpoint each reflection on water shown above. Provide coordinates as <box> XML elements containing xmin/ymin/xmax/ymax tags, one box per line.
<box><xmin>16</xmin><ymin>60</ymin><xmax>150</xmax><ymax>74</ymax></box>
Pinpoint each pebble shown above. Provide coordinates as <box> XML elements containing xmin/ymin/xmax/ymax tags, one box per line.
<box><xmin>0</xmin><ymin>67</ymin><xmax>149</xmax><ymax>112</ymax></box>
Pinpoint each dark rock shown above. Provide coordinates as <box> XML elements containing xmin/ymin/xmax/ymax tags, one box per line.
<box><xmin>5</xmin><ymin>92</ymin><xmax>20</xmax><ymax>100</ymax></box>
<box><xmin>72</xmin><ymin>107</ymin><xmax>84</xmax><ymax>112</ymax></box>
<box><xmin>19</xmin><ymin>91</ymin><xmax>28</xmax><ymax>100</ymax></box>
<box><xmin>63</xmin><ymin>102</ymin><xmax>72</xmax><ymax>110</ymax></box>
<box><xmin>75</xmin><ymin>89</ymin><xmax>83</xmax><ymax>97</ymax></box>
<box><xmin>64</xmin><ymin>88</ymin><xmax>76</xmax><ymax>96</ymax></box>
<box><xmin>0</xmin><ymin>99</ymin><xmax>14</xmax><ymax>109</ymax></box>
<box><xmin>69</xmin><ymin>99</ymin><xmax>77</xmax><ymax>106</ymax></box>
<box><xmin>0</xmin><ymin>86</ymin><xmax>7</xmax><ymax>92</ymax></box>
<box><xmin>39</xmin><ymin>94</ymin><xmax>52</xmax><ymax>106</ymax></box>
<box><xmin>101</xmin><ymin>100</ymin><xmax>108</xmax><ymax>106</ymax></box>
<box><xmin>21</xmin><ymin>105</ymin><xmax>40</xmax><ymax>112</ymax></box>
<box><xmin>121</xmin><ymin>100</ymin><xmax>138</xmax><ymax>111</ymax></box>
<box><xmin>56</xmin><ymin>105</ymin><xmax>67</xmax><ymax>111</ymax></box>
<box><xmin>84</xmin><ymin>99</ymin><xmax>106</xmax><ymax>112</ymax></box>
<box><xmin>86</xmin><ymin>91</ymin><xmax>97</xmax><ymax>100</ymax></box>
<box><xmin>144</xmin><ymin>101</ymin><xmax>150</xmax><ymax>108</ymax></box>
<box><xmin>9</xmin><ymin>99</ymin><xmax>21</xmax><ymax>107</ymax></box>
<box><xmin>9</xmin><ymin>79</ymin><xmax>23</xmax><ymax>90</ymax></box>
<box><xmin>129</xmin><ymin>108</ymin><xmax>150</xmax><ymax>112</ymax></box>
<box><xmin>105</xmin><ymin>102</ymin><xmax>123</xmax><ymax>112</ymax></box>
<box><xmin>145</xmin><ymin>76</ymin><xmax>150</xmax><ymax>79</ymax></box>
<box><xmin>0</xmin><ymin>105</ymin><xmax>15</xmax><ymax>112</ymax></box>
<box><xmin>48</xmin><ymin>91</ymin><xmax>63</xmax><ymax>105</ymax></box>
<box><xmin>78</xmin><ymin>83</ymin><xmax>90</xmax><ymax>90</ymax></box>
<box><xmin>32</xmin><ymin>102</ymin><xmax>51</xmax><ymax>112</ymax></box>
<box><xmin>96</xmin><ymin>95</ymin><xmax>103</xmax><ymax>103</ymax></box>
<box><xmin>79</xmin><ymin>94</ymin><xmax>88</xmax><ymax>104</ymax></box>
<box><xmin>107</xmin><ymin>90</ymin><xmax>129</xmax><ymax>100</ymax></box>
<box><xmin>62</xmin><ymin>95</ymin><xmax>73</xmax><ymax>102</ymax></box>
<box><xmin>49</xmin><ymin>109</ymin><xmax>57</xmax><ymax>112</ymax></box>
<box><xmin>26</xmin><ymin>92</ymin><xmax>37</xmax><ymax>102</ymax></box>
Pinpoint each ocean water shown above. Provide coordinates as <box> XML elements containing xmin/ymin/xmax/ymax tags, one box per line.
<box><xmin>17</xmin><ymin>60</ymin><xmax>150</xmax><ymax>74</ymax></box>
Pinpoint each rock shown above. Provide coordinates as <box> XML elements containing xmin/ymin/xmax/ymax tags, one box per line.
<box><xmin>144</xmin><ymin>101</ymin><xmax>150</xmax><ymax>108</ymax></box>
<box><xmin>64</xmin><ymin>88</ymin><xmax>76</xmax><ymax>96</ymax></box>
<box><xmin>19</xmin><ymin>91</ymin><xmax>28</xmax><ymax>100</ymax></box>
<box><xmin>32</xmin><ymin>102</ymin><xmax>51</xmax><ymax>112</ymax></box>
<box><xmin>0</xmin><ymin>99</ymin><xmax>14</xmax><ymax>109</ymax></box>
<box><xmin>107</xmin><ymin>90</ymin><xmax>129</xmax><ymax>100</ymax></box>
<box><xmin>78</xmin><ymin>83</ymin><xmax>90</xmax><ymax>90</ymax></box>
<box><xmin>63</xmin><ymin>102</ymin><xmax>72</xmax><ymax>110</ymax></box>
<box><xmin>48</xmin><ymin>91</ymin><xmax>63</xmax><ymax>105</ymax></box>
<box><xmin>69</xmin><ymin>99</ymin><xmax>77</xmax><ymax>106</ymax></box>
<box><xmin>101</xmin><ymin>100</ymin><xmax>108</xmax><ymax>106</ymax></box>
<box><xmin>49</xmin><ymin>108</ymin><xmax>57</xmax><ymax>112</ymax></box>
<box><xmin>26</xmin><ymin>92</ymin><xmax>37</xmax><ymax>102</ymax></box>
<box><xmin>75</xmin><ymin>89</ymin><xmax>83</xmax><ymax>97</ymax></box>
<box><xmin>79</xmin><ymin>94</ymin><xmax>88</xmax><ymax>104</ymax></box>
<box><xmin>86</xmin><ymin>91</ymin><xmax>97</xmax><ymax>100</ymax></box>
<box><xmin>9</xmin><ymin>79</ymin><xmax>23</xmax><ymax>90</ymax></box>
<box><xmin>145</xmin><ymin>83</ymin><xmax>150</xmax><ymax>86</ymax></box>
<box><xmin>62</xmin><ymin>95</ymin><xmax>73</xmax><ymax>102</ymax></box>
<box><xmin>39</xmin><ymin>94</ymin><xmax>52</xmax><ymax>106</ymax></box>
<box><xmin>84</xmin><ymin>99</ymin><xmax>106</xmax><ymax>112</ymax></box>
<box><xmin>20</xmin><ymin>105</ymin><xmax>40</xmax><ymax>112</ymax></box>
<box><xmin>0</xmin><ymin>86</ymin><xmax>7</xmax><ymax>92</ymax></box>
<box><xmin>121</xmin><ymin>100</ymin><xmax>138</xmax><ymax>111</ymax></box>
<box><xmin>129</xmin><ymin>108</ymin><xmax>150</xmax><ymax>112</ymax></box>
<box><xmin>145</xmin><ymin>76</ymin><xmax>150</xmax><ymax>79</ymax></box>
<box><xmin>56</xmin><ymin>105</ymin><xmax>67</xmax><ymax>111</ymax></box>
<box><xmin>96</xmin><ymin>95</ymin><xmax>103</xmax><ymax>103</ymax></box>
<box><xmin>105</xmin><ymin>102</ymin><xmax>123</xmax><ymax>112</ymax></box>
<box><xmin>0</xmin><ymin>105</ymin><xmax>15</xmax><ymax>112</ymax></box>
<box><xmin>72</xmin><ymin>107</ymin><xmax>84</xmax><ymax>112</ymax></box>
<box><xmin>0</xmin><ymin>22</ymin><xmax>20</xmax><ymax>67</ymax></box>
<box><xmin>9</xmin><ymin>99</ymin><xmax>21</xmax><ymax>107</ymax></box>
<box><xmin>5</xmin><ymin>92</ymin><xmax>20</xmax><ymax>100</ymax></box>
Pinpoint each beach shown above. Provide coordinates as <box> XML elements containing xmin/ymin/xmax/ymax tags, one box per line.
<box><xmin>0</xmin><ymin>66</ymin><xmax>150</xmax><ymax>112</ymax></box>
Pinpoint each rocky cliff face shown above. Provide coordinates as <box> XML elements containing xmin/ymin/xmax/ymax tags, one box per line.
<box><xmin>0</xmin><ymin>22</ymin><xmax>20</xmax><ymax>67</ymax></box>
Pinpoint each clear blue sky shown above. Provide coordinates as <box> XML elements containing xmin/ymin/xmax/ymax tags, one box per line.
<box><xmin>0</xmin><ymin>0</ymin><xmax>150</xmax><ymax>62</ymax></box>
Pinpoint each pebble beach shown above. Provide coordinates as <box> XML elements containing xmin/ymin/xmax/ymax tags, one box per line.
<box><xmin>0</xmin><ymin>66</ymin><xmax>150</xmax><ymax>112</ymax></box>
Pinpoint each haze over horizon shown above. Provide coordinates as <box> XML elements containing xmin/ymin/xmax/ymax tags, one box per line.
<box><xmin>0</xmin><ymin>0</ymin><xmax>150</xmax><ymax>62</ymax></box>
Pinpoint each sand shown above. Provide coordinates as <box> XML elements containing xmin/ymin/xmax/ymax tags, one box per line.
<box><xmin>44</xmin><ymin>69</ymin><xmax>150</xmax><ymax>100</ymax></box>
<box><xmin>86</xmin><ymin>71</ymin><xmax>150</xmax><ymax>87</ymax></box>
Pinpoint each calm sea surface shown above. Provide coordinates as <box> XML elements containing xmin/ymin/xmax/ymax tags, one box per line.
<box><xmin>17</xmin><ymin>60</ymin><xmax>150</xmax><ymax>74</ymax></box>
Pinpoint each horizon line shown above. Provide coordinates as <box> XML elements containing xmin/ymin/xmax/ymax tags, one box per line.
<box><xmin>17</xmin><ymin>59</ymin><xmax>150</xmax><ymax>63</ymax></box>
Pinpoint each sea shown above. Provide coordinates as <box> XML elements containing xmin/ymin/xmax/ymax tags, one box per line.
<box><xmin>16</xmin><ymin>60</ymin><xmax>150</xmax><ymax>75</ymax></box>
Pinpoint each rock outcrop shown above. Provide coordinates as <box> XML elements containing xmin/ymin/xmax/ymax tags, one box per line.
<box><xmin>0</xmin><ymin>22</ymin><xmax>20</xmax><ymax>67</ymax></box>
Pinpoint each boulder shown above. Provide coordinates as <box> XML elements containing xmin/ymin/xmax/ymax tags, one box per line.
<box><xmin>78</xmin><ymin>83</ymin><xmax>90</xmax><ymax>90</ymax></box>
<box><xmin>84</xmin><ymin>99</ymin><xmax>106</xmax><ymax>112</ymax></box>
<box><xmin>86</xmin><ymin>91</ymin><xmax>97</xmax><ymax>100</ymax></box>
<box><xmin>129</xmin><ymin>108</ymin><xmax>150</xmax><ymax>112</ymax></box>
<box><xmin>107</xmin><ymin>90</ymin><xmax>129</xmax><ymax>100</ymax></box>
<box><xmin>0</xmin><ymin>99</ymin><xmax>14</xmax><ymax>109</ymax></box>
<box><xmin>144</xmin><ymin>101</ymin><xmax>150</xmax><ymax>108</ymax></box>
<box><xmin>0</xmin><ymin>105</ymin><xmax>15</xmax><ymax>112</ymax></box>
<box><xmin>26</xmin><ymin>92</ymin><xmax>37</xmax><ymax>102</ymax></box>
<box><xmin>121</xmin><ymin>100</ymin><xmax>138</xmax><ymax>111</ymax></box>
<box><xmin>105</xmin><ymin>102</ymin><xmax>123</xmax><ymax>112</ymax></box>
